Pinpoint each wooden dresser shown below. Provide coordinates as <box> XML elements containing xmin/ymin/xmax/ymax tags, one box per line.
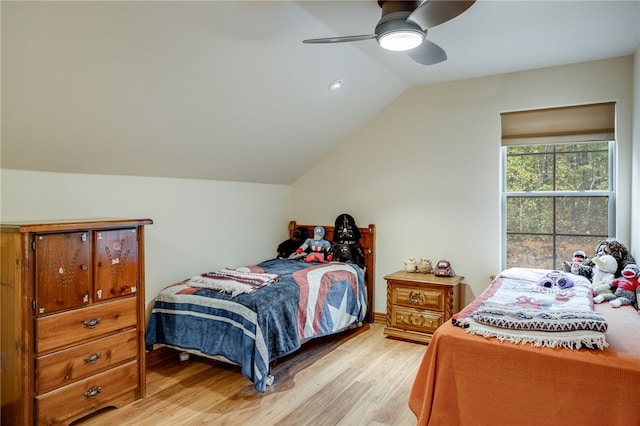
<box><xmin>384</xmin><ymin>270</ymin><xmax>464</xmax><ymax>344</ymax></box>
<box><xmin>1</xmin><ymin>219</ymin><xmax>152</xmax><ymax>425</ymax></box>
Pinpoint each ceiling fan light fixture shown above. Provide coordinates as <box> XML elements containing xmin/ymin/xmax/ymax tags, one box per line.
<box><xmin>378</xmin><ymin>29</ymin><xmax>423</xmax><ymax>51</ymax></box>
<box><xmin>302</xmin><ymin>0</ymin><xmax>476</xmax><ymax>65</ymax></box>
<box><xmin>375</xmin><ymin>16</ymin><xmax>424</xmax><ymax>52</ymax></box>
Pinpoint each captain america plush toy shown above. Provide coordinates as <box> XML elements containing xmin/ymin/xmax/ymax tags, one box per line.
<box><xmin>295</xmin><ymin>226</ymin><xmax>332</xmax><ymax>263</ymax></box>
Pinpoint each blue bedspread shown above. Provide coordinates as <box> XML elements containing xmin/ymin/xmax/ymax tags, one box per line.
<box><xmin>145</xmin><ymin>258</ymin><xmax>367</xmax><ymax>392</ymax></box>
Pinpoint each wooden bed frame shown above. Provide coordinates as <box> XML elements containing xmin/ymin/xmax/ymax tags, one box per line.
<box><xmin>288</xmin><ymin>221</ymin><xmax>376</xmax><ymax>323</ymax></box>
<box><xmin>147</xmin><ymin>221</ymin><xmax>377</xmax><ymax>388</ymax></box>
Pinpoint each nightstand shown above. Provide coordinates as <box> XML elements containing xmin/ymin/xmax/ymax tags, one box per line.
<box><xmin>384</xmin><ymin>270</ymin><xmax>464</xmax><ymax>344</ymax></box>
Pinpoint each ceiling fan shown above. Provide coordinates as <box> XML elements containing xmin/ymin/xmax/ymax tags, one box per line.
<box><xmin>303</xmin><ymin>0</ymin><xmax>475</xmax><ymax>66</ymax></box>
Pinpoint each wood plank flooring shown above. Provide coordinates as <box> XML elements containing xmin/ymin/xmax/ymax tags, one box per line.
<box><xmin>73</xmin><ymin>323</ymin><xmax>426</xmax><ymax>426</ymax></box>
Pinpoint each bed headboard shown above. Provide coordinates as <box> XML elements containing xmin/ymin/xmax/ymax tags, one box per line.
<box><xmin>288</xmin><ymin>220</ymin><xmax>376</xmax><ymax>323</ymax></box>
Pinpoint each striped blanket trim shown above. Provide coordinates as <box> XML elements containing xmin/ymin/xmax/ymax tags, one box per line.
<box><xmin>472</xmin><ymin>302</ymin><xmax>608</xmax><ymax>333</ymax></box>
<box><xmin>460</xmin><ymin>316</ymin><xmax>609</xmax><ymax>350</ymax></box>
<box><xmin>187</xmin><ymin>267</ymin><xmax>280</xmax><ymax>297</ymax></box>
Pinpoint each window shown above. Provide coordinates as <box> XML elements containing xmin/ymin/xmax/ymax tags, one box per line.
<box><xmin>500</xmin><ymin>103</ymin><xmax>615</xmax><ymax>270</ymax></box>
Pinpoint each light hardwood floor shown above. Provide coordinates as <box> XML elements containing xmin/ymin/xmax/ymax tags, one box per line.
<box><xmin>73</xmin><ymin>323</ymin><xmax>426</xmax><ymax>426</ymax></box>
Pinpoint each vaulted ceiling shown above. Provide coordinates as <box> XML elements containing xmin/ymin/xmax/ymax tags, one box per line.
<box><xmin>2</xmin><ymin>1</ymin><xmax>639</xmax><ymax>184</ymax></box>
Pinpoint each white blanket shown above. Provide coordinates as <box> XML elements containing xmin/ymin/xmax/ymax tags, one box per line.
<box><xmin>453</xmin><ymin>268</ymin><xmax>608</xmax><ymax>349</ymax></box>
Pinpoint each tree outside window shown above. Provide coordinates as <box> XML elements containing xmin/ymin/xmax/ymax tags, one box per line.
<box><xmin>502</xmin><ymin>141</ymin><xmax>613</xmax><ymax>269</ymax></box>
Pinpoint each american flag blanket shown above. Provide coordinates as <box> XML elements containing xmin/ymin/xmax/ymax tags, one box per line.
<box><xmin>145</xmin><ymin>258</ymin><xmax>367</xmax><ymax>392</ymax></box>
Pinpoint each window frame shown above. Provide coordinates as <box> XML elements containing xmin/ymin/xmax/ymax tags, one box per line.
<box><xmin>500</xmin><ymin>141</ymin><xmax>616</xmax><ymax>270</ymax></box>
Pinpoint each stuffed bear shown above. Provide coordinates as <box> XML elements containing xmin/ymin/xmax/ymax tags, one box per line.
<box><xmin>295</xmin><ymin>226</ymin><xmax>332</xmax><ymax>263</ymax></box>
<box><xmin>594</xmin><ymin>264</ymin><xmax>640</xmax><ymax>308</ymax></box>
<box><xmin>277</xmin><ymin>226</ymin><xmax>309</xmax><ymax>258</ymax></box>
<box><xmin>563</xmin><ymin>238</ymin><xmax>635</xmax><ymax>281</ymax></box>
<box><xmin>590</xmin><ymin>254</ymin><xmax>618</xmax><ymax>298</ymax></box>
<box><xmin>329</xmin><ymin>213</ymin><xmax>365</xmax><ymax>268</ymax></box>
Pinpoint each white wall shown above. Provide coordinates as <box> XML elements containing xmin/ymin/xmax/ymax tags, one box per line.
<box><xmin>291</xmin><ymin>56</ymin><xmax>635</xmax><ymax>312</ymax></box>
<box><xmin>632</xmin><ymin>45</ymin><xmax>640</xmax><ymax>257</ymax></box>
<box><xmin>2</xmin><ymin>56</ymin><xmax>636</xmax><ymax>318</ymax></box>
<box><xmin>0</xmin><ymin>170</ymin><xmax>291</xmax><ymax>316</ymax></box>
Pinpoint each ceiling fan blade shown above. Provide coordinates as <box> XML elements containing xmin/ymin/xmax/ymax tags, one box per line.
<box><xmin>407</xmin><ymin>39</ymin><xmax>447</xmax><ymax>65</ymax></box>
<box><xmin>407</xmin><ymin>0</ymin><xmax>475</xmax><ymax>30</ymax></box>
<box><xmin>303</xmin><ymin>34</ymin><xmax>377</xmax><ymax>44</ymax></box>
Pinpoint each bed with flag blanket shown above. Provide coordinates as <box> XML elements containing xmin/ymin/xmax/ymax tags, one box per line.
<box><xmin>145</xmin><ymin>222</ymin><xmax>375</xmax><ymax>393</ymax></box>
<box><xmin>145</xmin><ymin>258</ymin><xmax>366</xmax><ymax>392</ymax></box>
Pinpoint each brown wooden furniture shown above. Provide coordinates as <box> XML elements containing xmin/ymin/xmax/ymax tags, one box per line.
<box><xmin>289</xmin><ymin>221</ymin><xmax>375</xmax><ymax>323</ymax></box>
<box><xmin>384</xmin><ymin>271</ymin><xmax>464</xmax><ymax>344</ymax></box>
<box><xmin>1</xmin><ymin>218</ymin><xmax>152</xmax><ymax>425</ymax></box>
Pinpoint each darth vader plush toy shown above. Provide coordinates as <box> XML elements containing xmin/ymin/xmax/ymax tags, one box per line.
<box><xmin>330</xmin><ymin>213</ymin><xmax>365</xmax><ymax>268</ymax></box>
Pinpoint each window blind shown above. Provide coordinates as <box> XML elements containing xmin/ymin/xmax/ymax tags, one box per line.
<box><xmin>501</xmin><ymin>102</ymin><xmax>615</xmax><ymax>146</ymax></box>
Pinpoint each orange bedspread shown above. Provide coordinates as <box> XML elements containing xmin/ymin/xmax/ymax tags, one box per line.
<box><xmin>408</xmin><ymin>303</ymin><xmax>640</xmax><ymax>426</ymax></box>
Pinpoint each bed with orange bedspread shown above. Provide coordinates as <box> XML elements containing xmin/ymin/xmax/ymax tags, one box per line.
<box><xmin>408</xmin><ymin>268</ymin><xmax>640</xmax><ymax>426</ymax></box>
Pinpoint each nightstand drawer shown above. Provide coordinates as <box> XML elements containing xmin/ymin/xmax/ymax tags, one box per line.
<box><xmin>390</xmin><ymin>306</ymin><xmax>444</xmax><ymax>334</ymax></box>
<box><xmin>393</xmin><ymin>284</ymin><xmax>445</xmax><ymax>311</ymax></box>
<box><xmin>384</xmin><ymin>271</ymin><xmax>464</xmax><ymax>344</ymax></box>
<box><xmin>36</xmin><ymin>329</ymin><xmax>138</xmax><ymax>393</ymax></box>
<box><xmin>36</xmin><ymin>296</ymin><xmax>137</xmax><ymax>354</ymax></box>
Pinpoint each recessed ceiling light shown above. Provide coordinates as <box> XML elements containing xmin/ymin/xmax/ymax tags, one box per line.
<box><xmin>329</xmin><ymin>79</ymin><xmax>343</xmax><ymax>91</ymax></box>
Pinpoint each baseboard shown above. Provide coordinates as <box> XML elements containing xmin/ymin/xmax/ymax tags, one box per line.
<box><xmin>373</xmin><ymin>311</ymin><xmax>386</xmax><ymax>324</ymax></box>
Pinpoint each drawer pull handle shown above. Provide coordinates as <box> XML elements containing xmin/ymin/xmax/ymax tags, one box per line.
<box><xmin>84</xmin><ymin>352</ymin><xmax>102</xmax><ymax>364</ymax></box>
<box><xmin>410</xmin><ymin>291</ymin><xmax>424</xmax><ymax>304</ymax></box>
<box><xmin>84</xmin><ymin>386</ymin><xmax>102</xmax><ymax>399</ymax></box>
<box><xmin>82</xmin><ymin>317</ymin><xmax>102</xmax><ymax>329</ymax></box>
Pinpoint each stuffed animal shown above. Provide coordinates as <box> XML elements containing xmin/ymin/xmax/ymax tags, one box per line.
<box><xmin>277</xmin><ymin>226</ymin><xmax>309</xmax><ymax>258</ymax></box>
<box><xmin>594</xmin><ymin>264</ymin><xmax>640</xmax><ymax>307</ymax></box>
<box><xmin>295</xmin><ymin>226</ymin><xmax>332</xmax><ymax>263</ymax></box>
<box><xmin>572</xmin><ymin>250</ymin><xmax>587</xmax><ymax>263</ymax></box>
<box><xmin>590</xmin><ymin>254</ymin><xmax>618</xmax><ymax>297</ymax></box>
<box><xmin>329</xmin><ymin>213</ymin><xmax>365</xmax><ymax>268</ymax></box>
<box><xmin>417</xmin><ymin>258</ymin><xmax>434</xmax><ymax>274</ymax></box>
<box><xmin>563</xmin><ymin>238</ymin><xmax>636</xmax><ymax>281</ymax></box>
<box><xmin>537</xmin><ymin>270</ymin><xmax>575</xmax><ymax>290</ymax></box>
<box><xmin>562</xmin><ymin>251</ymin><xmax>585</xmax><ymax>276</ymax></box>
<box><xmin>331</xmin><ymin>243</ymin><xmax>353</xmax><ymax>263</ymax></box>
<box><xmin>404</xmin><ymin>257</ymin><xmax>418</xmax><ymax>272</ymax></box>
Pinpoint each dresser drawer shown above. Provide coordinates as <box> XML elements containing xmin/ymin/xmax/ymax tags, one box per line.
<box><xmin>36</xmin><ymin>329</ymin><xmax>138</xmax><ymax>394</ymax></box>
<box><xmin>36</xmin><ymin>297</ymin><xmax>137</xmax><ymax>354</ymax></box>
<box><xmin>392</xmin><ymin>284</ymin><xmax>445</xmax><ymax>311</ymax></box>
<box><xmin>389</xmin><ymin>305</ymin><xmax>444</xmax><ymax>334</ymax></box>
<box><xmin>36</xmin><ymin>360</ymin><xmax>138</xmax><ymax>426</ymax></box>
